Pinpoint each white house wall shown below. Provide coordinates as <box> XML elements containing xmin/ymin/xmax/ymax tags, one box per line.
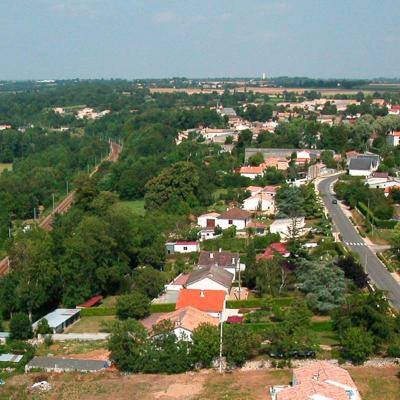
<box><xmin>186</xmin><ymin>277</ymin><xmax>229</xmax><ymax>293</ymax></box>
<box><xmin>218</xmin><ymin>218</ymin><xmax>247</xmax><ymax>230</ymax></box>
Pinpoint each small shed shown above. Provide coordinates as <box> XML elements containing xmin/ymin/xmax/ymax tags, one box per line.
<box><xmin>77</xmin><ymin>295</ymin><xmax>103</xmax><ymax>308</ymax></box>
<box><xmin>32</xmin><ymin>309</ymin><xmax>81</xmax><ymax>334</ymax></box>
<box><xmin>0</xmin><ymin>354</ymin><xmax>23</xmax><ymax>363</ymax></box>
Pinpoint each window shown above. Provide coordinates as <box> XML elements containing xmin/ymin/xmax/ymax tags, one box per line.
<box><xmin>228</xmin><ymin>219</ymin><xmax>233</xmax><ymax>225</ymax></box>
<box><xmin>183</xmin><ymin>246</ymin><xmax>187</xmax><ymax>250</ymax></box>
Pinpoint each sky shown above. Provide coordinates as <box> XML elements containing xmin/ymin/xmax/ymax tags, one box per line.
<box><xmin>0</xmin><ymin>0</ymin><xmax>399</xmax><ymax>80</ymax></box>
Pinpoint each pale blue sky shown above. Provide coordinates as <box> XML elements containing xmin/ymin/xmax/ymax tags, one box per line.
<box><xmin>0</xmin><ymin>0</ymin><xmax>398</xmax><ymax>80</ymax></box>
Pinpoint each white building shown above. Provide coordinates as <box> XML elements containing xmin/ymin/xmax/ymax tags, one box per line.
<box><xmin>269</xmin><ymin>217</ymin><xmax>306</xmax><ymax>239</ymax></box>
<box><xmin>217</xmin><ymin>208</ymin><xmax>251</xmax><ymax>230</ymax></box>
<box><xmin>197</xmin><ymin>212</ymin><xmax>220</xmax><ymax>230</ymax></box>
<box><xmin>32</xmin><ymin>309</ymin><xmax>81</xmax><ymax>334</ymax></box>
<box><xmin>387</xmin><ymin>131</ymin><xmax>400</xmax><ymax>147</ymax></box>
<box><xmin>165</xmin><ymin>242</ymin><xmax>200</xmax><ymax>254</ymax></box>
<box><xmin>185</xmin><ymin>265</ymin><xmax>234</xmax><ymax>294</ymax></box>
<box><xmin>242</xmin><ymin>193</ymin><xmax>275</xmax><ymax>213</ymax></box>
<box><xmin>348</xmin><ymin>158</ymin><xmax>375</xmax><ymax>176</ymax></box>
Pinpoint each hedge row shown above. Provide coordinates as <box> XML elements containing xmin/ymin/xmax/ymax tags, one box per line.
<box><xmin>80</xmin><ymin>303</ymin><xmax>176</xmax><ymax>317</ymax></box>
<box><xmin>357</xmin><ymin>202</ymin><xmax>397</xmax><ymax>229</ymax></box>
<box><xmin>226</xmin><ymin>297</ymin><xmax>294</xmax><ymax>309</ymax></box>
<box><xmin>237</xmin><ymin>320</ymin><xmax>333</xmax><ymax>334</ymax></box>
<box><xmin>150</xmin><ymin>303</ymin><xmax>176</xmax><ymax>313</ymax></box>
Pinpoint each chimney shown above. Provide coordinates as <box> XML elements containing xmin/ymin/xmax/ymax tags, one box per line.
<box><xmin>232</xmin><ymin>257</ymin><xmax>235</xmax><ymax>265</ymax></box>
<box><xmin>200</xmin><ymin>290</ymin><xmax>205</xmax><ymax>298</ymax></box>
<box><xmin>219</xmin><ymin>248</ymin><xmax>222</xmax><ymax>253</ymax></box>
<box><xmin>210</xmin><ymin>253</ymin><xmax>214</xmax><ymax>259</ymax></box>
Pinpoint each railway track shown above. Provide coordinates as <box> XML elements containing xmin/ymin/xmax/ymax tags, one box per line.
<box><xmin>0</xmin><ymin>141</ymin><xmax>122</xmax><ymax>275</ymax></box>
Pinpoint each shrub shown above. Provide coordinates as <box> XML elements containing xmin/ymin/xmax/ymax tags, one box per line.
<box><xmin>116</xmin><ymin>293</ymin><xmax>150</xmax><ymax>320</ymax></box>
<box><xmin>44</xmin><ymin>334</ymin><xmax>53</xmax><ymax>347</ymax></box>
<box><xmin>10</xmin><ymin>313</ymin><xmax>33</xmax><ymax>340</ymax></box>
<box><xmin>36</xmin><ymin>318</ymin><xmax>52</xmax><ymax>335</ymax></box>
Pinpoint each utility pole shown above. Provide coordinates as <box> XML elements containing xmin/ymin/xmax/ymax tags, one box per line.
<box><xmin>219</xmin><ymin>312</ymin><xmax>224</xmax><ymax>373</ymax></box>
<box><xmin>33</xmin><ymin>207</ymin><xmax>36</xmax><ymax>220</ymax></box>
<box><xmin>52</xmin><ymin>193</ymin><xmax>55</xmax><ymax>211</ymax></box>
<box><xmin>66</xmin><ymin>180</ymin><xmax>69</xmax><ymax>195</ymax></box>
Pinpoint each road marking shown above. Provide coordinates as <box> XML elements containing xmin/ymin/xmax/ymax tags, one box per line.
<box><xmin>344</xmin><ymin>242</ymin><xmax>366</xmax><ymax>247</ymax></box>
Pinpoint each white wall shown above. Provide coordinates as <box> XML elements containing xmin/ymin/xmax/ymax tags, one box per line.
<box><xmin>240</xmin><ymin>172</ymin><xmax>260</xmax><ymax>179</ymax></box>
<box><xmin>198</xmin><ymin>216</ymin><xmax>218</xmax><ymax>228</ymax></box>
<box><xmin>242</xmin><ymin>197</ymin><xmax>274</xmax><ymax>212</ymax></box>
<box><xmin>173</xmin><ymin>327</ymin><xmax>193</xmax><ymax>341</ymax></box>
<box><xmin>174</xmin><ymin>244</ymin><xmax>199</xmax><ymax>253</ymax></box>
<box><xmin>186</xmin><ymin>277</ymin><xmax>229</xmax><ymax>293</ymax></box>
<box><xmin>349</xmin><ymin>169</ymin><xmax>371</xmax><ymax>177</ymax></box>
<box><xmin>218</xmin><ymin>218</ymin><xmax>248</xmax><ymax>230</ymax></box>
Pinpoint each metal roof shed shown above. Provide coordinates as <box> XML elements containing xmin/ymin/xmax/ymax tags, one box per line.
<box><xmin>32</xmin><ymin>309</ymin><xmax>81</xmax><ymax>334</ymax></box>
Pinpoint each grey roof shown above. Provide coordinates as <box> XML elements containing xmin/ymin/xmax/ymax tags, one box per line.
<box><xmin>0</xmin><ymin>332</ymin><xmax>10</xmax><ymax>339</ymax></box>
<box><xmin>185</xmin><ymin>265</ymin><xmax>234</xmax><ymax>289</ymax></box>
<box><xmin>222</xmin><ymin>107</ymin><xmax>237</xmax><ymax>116</ymax></box>
<box><xmin>198</xmin><ymin>251</ymin><xmax>240</xmax><ymax>268</ymax></box>
<box><xmin>32</xmin><ymin>309</ymin><xmax>80</xmax><ymax>330</ymax></box>
<box><xmin>349</xmin><ymin>158</ymin><xmax>373</xmax><ymax>171</ymax></box>
<box><xmin>356</xmin><ymin>154</ymin><xmax>380</xmax><ymax>167</ymax></box>
<box><xmin>26</xmin><ymin>356</ymin><xmax>108</xmax><ymax>372</ymax></box>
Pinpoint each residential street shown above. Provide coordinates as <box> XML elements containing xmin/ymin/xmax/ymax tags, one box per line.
<box><xmin>318</xmin><ymin>174</ymin><xmax>400</xmax><ymax>311</ymax></box>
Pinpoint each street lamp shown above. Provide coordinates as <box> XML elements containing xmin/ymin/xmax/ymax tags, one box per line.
<box><xmin>219</xmin><ymin>312</ymin><xmax>224</xmax><ymax>373</ymax></box>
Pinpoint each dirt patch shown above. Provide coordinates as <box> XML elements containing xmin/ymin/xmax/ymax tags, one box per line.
<box><xmin>67</xmin><ymin>349</ymin><xmax>110</xmax><ymax>361</ymax></box>
<box><xmin>154</xmin><ymin>381</ymin><xmax>203</xmax><ymax>399</ymax></box>
<box><xmin>1</xmin><ymin>366</ymin><xmax>399</xmax><ymax>400</ymax></box>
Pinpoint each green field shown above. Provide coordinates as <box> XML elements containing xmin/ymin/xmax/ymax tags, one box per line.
<box><xmin>0</xmin><ymin>163</ymin><xmax>12</xmax><ymax>173</ymax></box>
<box><xmin>119</xmin><ymin>200</ymin><xmax>145</xmax><ymax>216</ymax></box>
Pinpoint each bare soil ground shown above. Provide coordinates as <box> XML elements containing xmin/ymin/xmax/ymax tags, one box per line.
<box><xmin>1</xmin><ymin>366</ymin><xmax>398</xmax><ymax>400</ymax></box>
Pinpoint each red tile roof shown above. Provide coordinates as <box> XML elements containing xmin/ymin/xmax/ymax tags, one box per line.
<box><xmin>172</xmin><ymin>273</ymin><xmax>190</xmax><ymax>285</ymax></box>
<box><xmin>218</xmin><ymin>207</ymin><xmax>251</xmax><ymax>220</ymax></box>
<box><xmin>257</xmin><ymin>242</ymin><xmax>289</xmax><ymax>260</ymax></box>
<box><xmin>176</xmin><ymin>289</ymin><xmax>225</xmax><ymax>313</ymax></box>
<box><xmin>277</xmin><ymin>380</ymin><xmax>349</xmax><ymax>400</ymax></box>
<box><xmin>77</xmin><ymin>295</ymin><xmax>103</xmax><ymax>308</ymax></box>
<box><xmin>294</xmin><ymin>362</ymin><xmax>357</xmax><ymax>388</ymax></box>
<box><xmin>262</xmin><ymin>185</ymin><xmax>279</xmax><ymax>193</ymax></box>
<box><xmin>175</xmin><ymin>241</ymin><xmax>199</xmax><ymax>246</ymax></box>
<box><xmin>152</xmin><ymin>306</ymin><xmax>219</xmax><ymax>332</ymax></box>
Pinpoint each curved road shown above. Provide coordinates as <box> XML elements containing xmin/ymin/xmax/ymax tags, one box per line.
<box><xmin>318</xmin><ymin>174</ymin><xmax>400</xmax><ymax>311</ymax></box>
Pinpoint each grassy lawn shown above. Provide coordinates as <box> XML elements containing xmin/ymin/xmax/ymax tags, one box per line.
<box><xmin>65</xmin><ymin>316</ymin><xmax>116</xmax><ymax>333</ymax></box>
<box><xmin>0</xmin><ymin>163</ymin><xmax>12</xmax><ymax>173</ymax></box>
<box><xmin>349</xmin><ymin>366</ymin><xmax>400</xmax><ymax>400</ymax></box>
<box><xmin>367</xmin><ymin>228</ymin><xmax>394</xmax><ymax>245</ymax></box>
<box><xmin>119</xmin><ymin>200</ymin><xmax>145</xmax><ymax>216</ymax></box>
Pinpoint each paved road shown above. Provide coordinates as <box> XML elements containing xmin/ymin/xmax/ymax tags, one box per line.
<box><xmin>318</xmin><ymin>174</ymin><xmax>400</xmax><ymax>311</ymax></box>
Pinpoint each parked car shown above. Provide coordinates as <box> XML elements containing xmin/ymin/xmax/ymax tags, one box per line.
<box><xmin>331</xmin><ymin>199</ymin><xmax>337</xmax><ymax>204</ymax></box>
